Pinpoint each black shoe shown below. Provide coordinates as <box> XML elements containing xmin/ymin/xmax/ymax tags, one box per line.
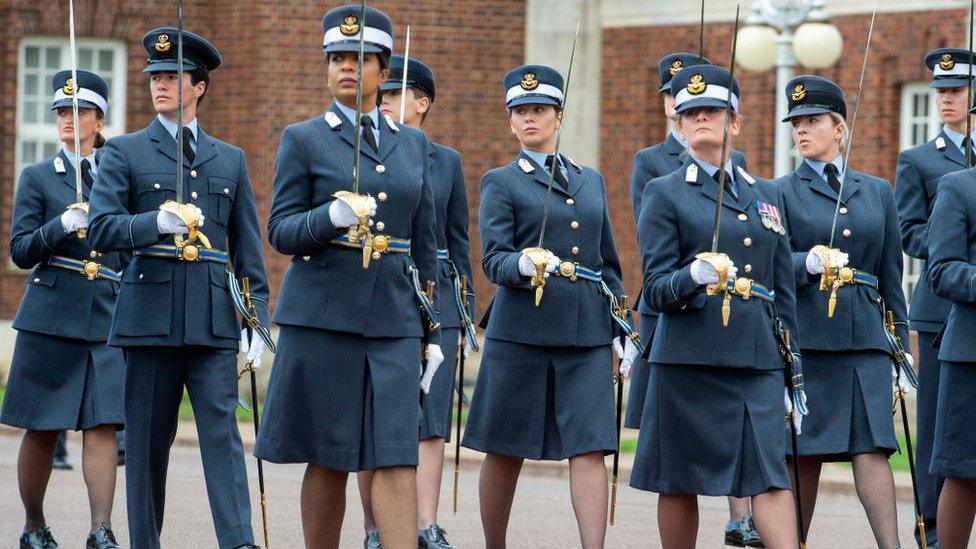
<box><xmin>86</xmin><ymin>524</ymin><xmax>120</xmax><ymax>549</ymax></box>
<box><xmin>724</xmin><ymin>516</ymin><xmax>764</xmax><ymax>548</ymax></box>
<box><xmin>116</xmin><ymin>452</ymin><xmax>125</xmax><ymax>467</ymax></box>
<box><xmin>51</xmin><ymin>456</ymin><xmax>72</xmax><ymax>471</ymax></box>
<box><xmin>20</xmin><ymin>526</ymin><xmax>58</xmax><ymax>549</ymax></box>
<box><xmin>418</xmin><ymin>524</ymin><xmax>456</xmax><ymax>549</ymax></box>
<box><xmin>233</xmin><ymin>545</ymin><xmax>261</xmax><ymax>549</ymax></box>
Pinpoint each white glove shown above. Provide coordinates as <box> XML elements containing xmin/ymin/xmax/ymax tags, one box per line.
<box><xmin>612</xmin><ymin>337</ymin><xmax>640</xmax><ymax>379</ymax></box>
<box><xmin>785</xmin><ymin>388</ymin><xmax>803</xmax><ymax>435</ymax></box>
<box><xmin>805</xmin><ymin>249</ymin><xmax>849</xmax><ymax>275</ymax></box>
<box><xmin>420</xmin><ymin>343</ymin><xmax>444</xmax><ymax>394</ymax></box>
<box><xmin>892</xmin><ymin>354</ymin><xmax>915</xmax><ymax>395</ymax></box>
<box><xmin>156</xmin><ymin>207</ymin><xmax>205</xmax><ymax>234</ymax></box>
<box><xmin>328</xmin><ymin>197</ymin><xmax>377</xmax><ymax>228</ymax></box>
<box><xmin>240</xmin><ymin>328</ymin><xmax>267</xmax><ymax>370</ymax></box>
<box><xmin>690</xmin><ymin>258</ymin><xmax>737</xmax><ymax>285</ymax></box>
<box><xmin>60</xmin><ymin>208</ymin><xmax>88</xmax><ymax>233</ymax></box>
<box><xmin>518</xmin><ymin>252</ymin><xmax>560</xmax><ymax>278</ymax></box>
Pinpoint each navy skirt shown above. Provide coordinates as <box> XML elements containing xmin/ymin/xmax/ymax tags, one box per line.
<box><xmin>630</xmin><ymin>363</ymin><xmax>790</xmax><ymax>498</ymax></box>
<box><xmin>931</xmin><ymin>361</ymin><xmax>976</xmax><ymax>479</ymax></box>
<box><xmin>254</xmin><ymin>325</ymin><xmax>422</xmax><ymax>472</ymax></box>
<box><xmin>461</xmin><ymin>338</ymin><xmax>616</xmax><ymax>461</ymax></box>
<box><xmin>420</xmin><ymin>328</ymin><xmax>459</xmax><ymax>442</ymax></box>
<box><xmin>624</xmin><ymin>313</ymin><xmax>656</xmax><ymax>429</ymax></box>
<box><xmin>792</xmin><ymin>350</ymin><xmax>897</xmax><ymax>461</ymax></box>
<box><xmin>0</xmin><ymin>330</ymin><xmax>124</xmax><ymax>431</ymax></box>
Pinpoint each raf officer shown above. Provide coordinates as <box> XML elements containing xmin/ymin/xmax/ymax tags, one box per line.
<box><xmin>88</xmin><ymin>29</ymin><xmax>268</xmax><ymax>549</ymax></box>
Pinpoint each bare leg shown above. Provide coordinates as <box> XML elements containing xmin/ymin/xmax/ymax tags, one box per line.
<box><xmin>301</xmin><ymin>465</ymin><xmax>347</xmax><ymax>549</ymax></box>
<box><xmin>751</xmin><ymin>488</ymin><xmax>799</xmax><ymax>549</ymax></box>
<box><xmin>727</xmin><ymin>496</ymin><xmax>751</xmax><ymax>521</ymax></box>
<box><xmin>82</xmin><ymin>425</ymin><xmax>119</xmax><ymax>532</ymax></box>
<box><xmin>569</xmin><ymin>452</ymin><xmax>608</xmax><ymax>549</ymax></box>
<box><xmin>18</xmin><ymin>430</ymin><xmax>60</xmax><ymax>531</ymax></box>
<box><xmin>936</xmin><ymin>478</ymin><xmax>976</xmax><ymax>549</ymax></box>
<box><xmin>788</xmin><ymin>456</ymin><xmax>822</xmax><ymax>537</ymax></box>
<box><xmin>851</xmin><ymin>452</ymin><xmax>900</xmax><ymax>548</ymax></box>
<box><xmin>417</xmin><ymin>437</ymin><xmax>446</xmax><ymax>529</ymax></box>
<box><xmin>357</xmin><ymin>470</ymin><xmax>377</xmax><ymax>533</ymax></box>
<box><xmin>479</xmin><ymin>453</ymin><xmax>523</xmax><ymax>549</ymax></box>
<box><xmin>372</xmin><ymin>466</ymin><xmax>419</xmax><ymax>549</ymax></box>
<box><xmin>658</xmin><ymin>494</ymin><xmax>698</xmax><ymax>549</ymax></box>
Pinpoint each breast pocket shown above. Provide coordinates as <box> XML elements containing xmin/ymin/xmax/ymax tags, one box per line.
<box><xmin>135</xmin><ymin>174</ymin><xmax>177</xmax><ymax>213</ymax></box>
<box><xmin>208</xmin><ymin>177</ymin><xmax>237</xmax><ymax>226</ymax></box>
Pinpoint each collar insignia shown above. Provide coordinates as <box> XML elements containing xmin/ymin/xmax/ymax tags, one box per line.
<box><xmin>340</xmin><ymin>15</ymin><xmax>360</xmax><ymax>36</ymax></box>
<box><xmin>518</xmin><ymin>158</ymin><xmax>535</xmax><ymax>173</ymax></box>
<box><xmin>737</xmin><ymin>165</ymin><xmax>756</xmax><ymax>185</ymax></box>
<box><xmin>935</xmin><ymin>136</ymin><xmax>946</xmax><ymax>150</ymax></box>
<box><xmin>687</xmin><ymin>74</ymin><xmax>706</xmax><ymax>95</ymax></box>
<box><xmin>383</xmin><ymin>113</ymin><xmax>399</xmax><ymax>132</ymax></box>
<box><xmin>154</xmin><ymin>34</ymin><xmax>172</xmax><ymax>53</ymax></box>
<box><xmin>53</xmin><ymin>157</ymin><xmax>66</xmax><ymax>174</ymax></box>
<box><xmin>685</xmin><ymin>163</ymin><xmax>698</xmax><ymax>183</ymax></box>
<box><xmin>324</xmin><ymin>111</ymin><xmax>342</xmax><ymax>129</ymax></box>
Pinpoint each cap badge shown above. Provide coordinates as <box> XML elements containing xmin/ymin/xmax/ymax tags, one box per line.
<box><xmin>520</xmin><ymin>72</ymin><xmax>539</xmax><ymax>91</ymax></box>
<box><xmin>669</xmin><ymin>60</ymin><xmax>683</xmax><ymax>76</ymax></box>
<box><xmin>341</xmin><ymin>15</ymin><xmax>361</xmax><ymax>36</ymax></box>
<box><xmin>62</xmin><ymin>78</ymin><xmax>75</xmax><ymax>96</ymax></box>
<box><xmin>687</xmin><ymin>74</ymin><xmax>706</xmax><ymax>95</ymax></box>
<box><xmin>940</xmin><ymin>53</ymin><xmax>955</xmax><ymax>71</ymax></box>
<box><xmin>154</xmin><ymin>34</ymin><xmax>172</xmax><ymax>53</ymax></box>
<box><xmin>791</xmin><ymin>84</ymin><xmax>806</xmax><ymax>102</ymax></box>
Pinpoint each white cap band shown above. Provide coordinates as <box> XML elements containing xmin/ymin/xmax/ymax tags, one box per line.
<box><xmin>505</xmin><ymin>83</ymin><xmax>564</xmax><ymax>105</ymax></box>
<box><xmin>323</xmin><ymin>26</ymin><xmax>393</xmax><ymax>51</ymax></box>
<box><xmin>674</xmin><ymin>84</ymin><xmax>739</xmax><ymax>112</ymax></box>
<box><xmin>933</xmin><ymin>63</ymin><xmax>976</xmax><ymax>77</ymax></box>
<box><xmin>53</xmin><ymin>88</ymin><xmax>109</xmax><ymax>115</ymax></box>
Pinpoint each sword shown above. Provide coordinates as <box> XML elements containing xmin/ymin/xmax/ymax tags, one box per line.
<box><xmin>967</xmin><ymin>0</ymin><xmax>974</xmax><ymax>168</ymax></box>
<box><xmin>778</xmin><ymin>328</ymin><xmax>807</xmax><ymax>549</ymax></box>
<box><xmin>609</xmin><ymin>295</ymin><xmax>629</xmax><ymax>526</ymax></box>
<box><xmin>696</xmin><ymin>2</ymin><xmax>740</xmax><ymax>327</ymax></box>
<box><xmin>420</xmin><ymin>280</ymin><xmax>435</xmax><ymax>409</ymax></box>
<box><xmin>523</xmin><ymin>21</ymin><xmax>581</xmax><ymax>307</ymax></box>
<box><xmin>453</xmin><ymin>276</ymin><xmax>470</xmax><ymax>515</ymax></box>
<box><xmin>66</xmin><ymin>0</ymin><xmax>87</xmax><ymax>238</ymax></box>
<box><xmin>698</xmin><ymin>0</ymin><xmax>706</xmax><ymax>62</ymax></box>
<box><xmin>399</xmin><ymin>25</ymin><xmax>411</xmax><ymax>125</ymax></box>
<box><xmin>176</xmin><ymin>0</ymin><xmax>185</xmax><ymax>203</ymax></box>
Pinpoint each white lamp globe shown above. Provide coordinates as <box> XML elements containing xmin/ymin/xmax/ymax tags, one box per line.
<box><xmin>793</xmin><ymin>22</ymin><xmax>843</xmax><ymax>68</ymax></box>
<box><xmin>736</xmin><ymin>25</ymin><xmax>778</xmax><ymax>72</ymax></box>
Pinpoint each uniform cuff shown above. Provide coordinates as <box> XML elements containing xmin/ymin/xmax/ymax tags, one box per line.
<box><xmin>307</xmin><ymin>202</ymin><xmax>344</xmax><ymax>245</ymax></box>
<box><xmin>40</xmin><ymin>216</ymin><xmax>69</xmax><ymax>250</ymax></box>
<box><xmin>130</xmin><ymin>211</ymin><xmax>166</xmax><ymax>249</ymax></box>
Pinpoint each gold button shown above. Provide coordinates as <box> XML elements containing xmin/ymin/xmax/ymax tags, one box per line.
<box><xmin>743</xmin><ymin>237</ymin><xmax>752</xmax><ymax>247</ymax></box>
<box><xmin>378</xmin><ymin>192</ymin><xmax>388</xmax><ymax>202</ymax></box>
<box><xmin>302</xmin><ymin>256</ymin><xmax>310</xmax><ymax>261</ymax></box>
<box><xmin>371</xmin><ymin>251</ymin><xmax>381</xmax><ymax>260</ymax></box>
<box><xmin>191</xmin><ymin>191</ymin><xmax>199</xmax><ymax>200</ymax></box>
<box><xmin>190</xmin><ymin>170</ymin><xmax>198</xmax><ymax>178</ymax></box>
<box><xmin>738</xmin><ymin>213</ymin><xmax>748</xmax><ymax>221</ymax></box>
<box><xmin>153</xmin><ymin>183</ymin><xmax>161</xmax><ymax>189</ymax></box>
<box><xmin>223</xmin><ymin>188</ymin><xmax>230</xmax><ymax>195</ymax></box>
<box><xmin>376</xmin><ymin>165</ymin><xmax>386</xmax><ymax>174</ymax></box>
<box><xmin>571</xmin><ymin>221</ymin><xmax>580</xmax><ymax>230</ymax></box>
<box><xmin>566</xmin><ymin>198</ymin><xmax>575</xmax><ymax>205</ymax></box>
<box><xmin>33</xmin><ymin>277</ymin><xmax>40</xmax><ymax>283</ymax></box>
<box><xmin>744</xmin><ymin>264</ymin><xmax>752</xmax><ymax>273</ymax></box>
<box><xmin>375</xmin><ymin>221</ymin><xmax>385</xmax><ymax>231</ymax></box>
<box><xmin>843</xmin><ymin>228</ymin><xmax>852</xmax><ymax>238</ymax></box>
<box><xmin>839</xmin><ymin>206</ymin><xmax>848</xmax><ymax>215</ymax></box>
<box><xmin>571</xmin><ymin>246</ymin><xmax>579</xmax><ymax>255</ymax></box>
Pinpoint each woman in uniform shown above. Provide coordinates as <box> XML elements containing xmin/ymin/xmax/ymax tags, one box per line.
<box><xmin>461</xmin><ymin>64</ymin><xmax>637</xmax><ymax>549</ymax></box>
<box><xmin>631</xmin><ymin>65</ymin><xmax>800</xmax><ymax>547</ymax></box>
<box><xmin>775</xmin><ymin>75</ymin><xmax>906</xmax><ymax>546</ymax></box>
<box><xmin>1</xmin><ymin>70</ymin><xmax>124</xmax><ymax>549</ymax></box>
<box><xmin>254</xmin><ymin>5</ymin><xmax>443</xmax><ymax>549</ymax></box>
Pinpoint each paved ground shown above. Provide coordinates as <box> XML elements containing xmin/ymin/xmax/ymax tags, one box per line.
<box><xmin>0</xmin><ymin>433</ymin><xmax>964</xmax><ymax>548</ymax></box>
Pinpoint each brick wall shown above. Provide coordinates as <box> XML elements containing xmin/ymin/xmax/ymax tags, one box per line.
<box><xmin>602</xmin><ymin>9</ymin><xmax>969</xmax><ymax>300</ymax></box>
<box><xmin>0</xmin><ymin>0</ymin><xmax>526</xmax><ymax>318</ymax></box>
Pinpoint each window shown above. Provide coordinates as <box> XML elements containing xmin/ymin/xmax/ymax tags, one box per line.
<box><xmin>899</xmin><ymin>83</ymin><xmax>940</xmax><ymax>303</ymax></box>
<box><xmin>16</xmin><ymin>38</ymin><xmax>126</xmax><ymax>178</ymax></box>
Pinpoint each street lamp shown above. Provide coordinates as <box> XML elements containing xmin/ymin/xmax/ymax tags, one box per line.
<box><xmin>736</xmin><ymin>0</ymin><xmax>843</xmax><ymax>176</ymax></box>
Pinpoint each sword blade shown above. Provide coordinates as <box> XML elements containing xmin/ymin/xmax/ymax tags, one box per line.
<box><xmin>351</xmin><ymin>0</ymin><xmax>368</xmax><ymax>194</ymax></box>
<box><xmin>967</xmin><ymin>0</ymin><xmax>974</xmax><ymax>168</ymax></box>
<box><xmin>698</xmin><ymin>0</ymin><xmax>706</xmax><ymax>62</ymax></box>
<box><xmin>68</xmin><ymin>0</ymin><xmax>83</xmax><ymax>205</ymax></box>
<box><xmin>536</xmin><ymin>21</ymin><xmax>581</xmax><ymax>249</ymax></box>
<box><xmin>828</xmin><ymin>0</ymin><xmax>878</xmax><ymax>248</ymax></box>
<box><xmin>176</xmin><ymin>0</ymin><xmax>185</xmax><ymax>203</ymax></box>
<box><xmin>709</xmin><ymin>3</ymin><xmax>740</xmax><ymax>253</ymax></box>
<box><xmin>399</xmin><ymin>25</ymin><xmax>411</xmax><ymax>125</ymax></box>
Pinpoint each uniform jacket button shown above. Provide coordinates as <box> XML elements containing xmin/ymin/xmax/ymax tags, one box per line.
<box><xmin>90</xmin><ymin>250</ymin><xmax>98</xmax><ymax>258</ymax></box>
<box><xmin>376</xmin><ymin>165</ymin><xmax>386</xmax><ymax>174</ymax></box>
<box><xmin>375</xmin><ymin>221</ymin><xmax>385</xmax><ymax>231</ymax></box>
<box><xmin>223</xmin><ymin>188</ymin><xmax>230</xmax><ymax>195</ymax></box>
<box><xmin>843</xmin><ymin>228</ymin><xmax>852</xmax><ymax>238</ymax></box>
<box><xmin>302</xmin><ymin>256</ymin><xmax>310</xmax><ymax>261</ymax></box>
<box><xmin>371</xmin><ymin>251</ymin><xmax>381</xmax><ymax>260</ymax></box>
<box><xmin>191</xmin><ymin>191</ymin><xmax>199</xmax><ymax>200</ymax></box>
<box><xmin>153</xmin><ymin>183</ymin><xmax>161</xmax><ymax>189</ymax></box>
<box><xmin>744</xmin><ymin>264</ymin><xmax>752</xmax><ymax>273</ymax></box>
<box><xmin>839</xmin><ymin>206</ymin><xmax>848</xmax><ymax>215</ymax></box>
<box><xmin>570</xmin><ymin>221</ymin><xmax>579</xmax><ymax>230</ymax></box>
<box><xmin>190</xmin><ymin>170</ymin><xmax>198</xmax><ymax>178</ymax></box>
<box><xmin>738</xmin><ymin>213</ymin><xmax>748</xmax><ymax>221</ymax></box>
<box><xmin>378</xmin><ymin>192</ymin><xmax>388</xmax><ymax>202</ymax></box>
<box><xmin>566</xmin><ymin>198</ymin><xmax>575</xmax><ymax>205</ymax></box>
<box><xmin>743</xmin><ymin>237</ymin><xmax>752</xmax><ymax>247</ymax></box>
<box><xmin>33</xmin><ymin>277</ymin><xmax>40</xmax><ymax>283</ymax></box>
<box><xmin>571</xmin><ymin>246</ymin><xmax>579</xmax><ymax>255</ymax></box>
<box><xmin>138</xmin><ymin>273</ymin><xmax>144</xmax><ymax>280</ymax></box>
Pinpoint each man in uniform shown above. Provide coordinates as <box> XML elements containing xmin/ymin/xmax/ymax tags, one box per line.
<box><xmin>895</xmin><ymin>47</ymin><xmax>976</xmax><ymax>549</ymax></box>
<box><xmin>88</xmin><ymin>28</ymin><xmax>268</xmax><ymax>549</ymax></box>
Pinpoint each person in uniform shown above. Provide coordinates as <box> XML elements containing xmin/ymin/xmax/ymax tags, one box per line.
<box><xmin>1</xmin><ymin>69</ymin><xmax>124</xmax><ymax>549</ymax></box>
<box><xmin>775</xmin><ymin>75</ymin><xmax>907</xmax><ymax>546</ymax></box>
<box><xmin>461</xmin><ymin>64</ymin><xmax>636</xmax><ymax>549</ymax></box>
<box><xmin>895</xmin><ymin>47</ymin><xmax>976</xmax><ymax>549</ymax></box>
<box><xmin>352</xmin><ymin>54</ymin><xmax>473</xmax><ymax>549</ymax></box>
<box><xmin>87</xmin><ymin>29</ymin><xmax>268</xmax><ymax>549</ymax></box>
<box><xmin>627</xmin><ymin>52</ymin><xmax>759</xmax><ymax>548</ymax></box>
<box><xmin>253</xmin><ymin>6</ymin><xmax>443</xmax><ymax>549</ymax></box>
<box><xmin>631</xmin><ymin>65</ymin><xmax>801</xmax><ymax>547</ymax></box>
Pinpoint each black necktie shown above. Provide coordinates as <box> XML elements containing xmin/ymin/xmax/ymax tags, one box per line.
<box><xmin>824</xmin><ymin>163</ymin><xmax>842</xmax><ymax>195</ymax></box>
<box><xmin>712</xmin><ymin>169</ymin><xmax>736</xmax><ymax>200</ymax></box>
<box><xmin>80</xmin><ymin>158</ymin><xmax>93</xmax><ymax>189</ymax></box>
<box><xmin>545</xmin><ymin>154</ymin><xmax>569</xmax><ymax>190</ymax></box>
<box><xmin>181</xmin><ymin>128</ymin><xmax>195</xmax><ymax>163</ymax></box>
<box><xmin>361</xmin><ymin>116</ymin><xmax>378</xmax><ymax>152</ymax></box>
<box><xmin>963</xmin><ymin>136</ymin><xmax>972</xmax><ymax>158</ymax></box>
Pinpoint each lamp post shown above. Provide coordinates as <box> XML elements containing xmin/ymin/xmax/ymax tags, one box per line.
<box><xmin>737</xmin><ymin>0</ymin><xmax>843</xmax><ymax>177</ymax></box>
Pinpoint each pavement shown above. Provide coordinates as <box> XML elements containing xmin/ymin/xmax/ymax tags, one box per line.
<box><xmin>1</xmin><ymin>427</ymin><xmax>965</xmax><ymax>548</ymax></box>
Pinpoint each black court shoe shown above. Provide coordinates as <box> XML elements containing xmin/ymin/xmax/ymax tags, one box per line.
<box><xmin>20</xmin><ymin>526</ymin><xmax>58</xmax><ymax>549</ymax></box>
<box><xmin>86</xmin><ymin>524</ymin><xmax>121</xmax><ymax>549</ymax></box>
